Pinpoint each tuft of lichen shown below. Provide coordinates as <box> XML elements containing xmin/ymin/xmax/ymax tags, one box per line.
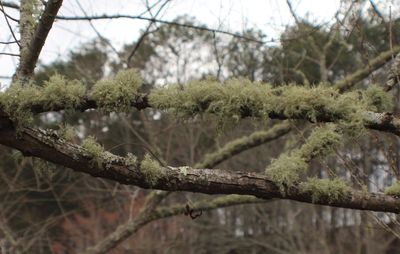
<box><xmin>149</xmin><ymin>78</ymin><xmax>269</xmax><ymax>120</ymax></box>
<box><xmin>41</xmin><ymin>74</ymin><xmax>86</xmax><ymax>109</ymax></box>
<box><xmin>91</xmin><ymin>69</ymin><xmax>142</xmax><ymax>113</ymax></box>
<box><xmin>58</xmin><ymin>124</ymin><xmax>76</xmax><ymax>142</ymax></box>
<box><xmin>82</xmin><ymin>136</ymin><xmax>105</xmax><ymax>168</ymax></box>
<box><xmin>384</xmin><ymin>181</ymin><xmax>400</xmax><ymax>196</ymax></box>
<box><xmin>125</xmin><ymin>153</ymin><xmax>138</xmax><ymax>167</ymax></box>
<box><xmin>266</xmin><ymin>153</ymin><xmax>308</xmax><ymax>193</ymax></box>
<box><xmin>0</xmin><ymin>75</ymin><xmax>85</xmax><ymax>128</ymax></box>
<box><xmin>298</xmin><ymin>124</ymin><xmax>342</xmax><ymax>161</ymax></box>
<box><xmin>363</xmin><ymin>85</ymin><xmax>393</xmax><ymax>112</ymax></box>
<box><xmin>266</xmin><ymin>124</ymin><xmax>342</xmax><ymax>192</ymax></box>
<box><xmin>140</xmin><ymin>154</ymin><xmax>163</xmax><ymax>187</ymax></box>
<box><xmin>299</xmin><ymin>177</ymin><xmax>350</xmax><ymax>203</ymax></box>
<box><xmin>149</xmin><ymin>80</ymin><xmax>381</xmax><ymax>136</ymax></box>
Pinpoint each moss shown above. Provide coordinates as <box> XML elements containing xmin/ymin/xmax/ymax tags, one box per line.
<box><xmin>82</xmin><ymin>136</ymin><xmax>105</xmax><ymax>168</ymax></box>
<box><xmin>140</xmin><ymin>154</ymin><xmax>163</xmax><ymax>187</ymax></box>
<box><xmin>363</xmin><ymin>85</ymin><xmax>393</xmax><ymax>112</ymax></box>
<box><xmin>384</xmin><ymin>181</ymin><xmax>400</xmax><ymax>196</ymax></box>
<box><xmin>266</xmin><ymin>153</ymin><xmax>308</xmax><ymax>193</ymax></box>
<box><xmin>300</xmin><ymin>177</ymin><xmax>350</xmax><ymax>203</ymax></box>
<box><xmin>91</xmin><ymin>69</ymin><xmax>142</xmax><ymax>113</ymax></box>
<box><xmin>298</xmin><ymin>124</ymin><xmax>342</xmax><ymax>161</ymax></box>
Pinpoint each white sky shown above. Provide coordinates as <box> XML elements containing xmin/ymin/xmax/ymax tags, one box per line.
<box><xmin>0</xmin><ymin>0</ymin><xmax>392</xmax><ymax>85</ymax></box>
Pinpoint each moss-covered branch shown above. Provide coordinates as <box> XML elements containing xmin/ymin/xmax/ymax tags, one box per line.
<box><xmin>266</xmin><ymin>124</ymin><xmax>342</xmax><ymax>192</ymax></box>
<box><xmin>0</xmin><ymin>124</ymin><xmax>399</xmax><ymax>214</ymax></box>
<box><xmin>15</xmin><ymin>0</ymin><xmax>63</xmax><ymax>81</ymax></box>
<box><xmin>335</xmin><ymin>46</ymin><xmax>400</xmax><ymax>92</ymax></box>
<box><xmin>195</xmin><ymin>122</ymin><xmax>292</xmax><ymax>169</ymax></box>
<box><xmin>83</xmin><ymin>194</ymin><xmax>263</xmax><ymax>254</ymax></box>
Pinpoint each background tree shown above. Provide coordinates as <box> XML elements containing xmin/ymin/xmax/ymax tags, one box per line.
<box><xmin>1</xmin><ymin>1</ymin><xmax>400</xmax><ymax>253</ymax></box>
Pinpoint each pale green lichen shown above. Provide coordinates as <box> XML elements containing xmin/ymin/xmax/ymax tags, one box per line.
<box><xmin>299</xmin><ymin>177</ymin><xmax>350</xmax><ymax>203</ymax></box>
<box><xmin>140</xmin><ymin>154</ymin><xmax>163</xmax><ymax>187</ymax></box>
<box><xmin>298</xmin><ymin>124</ymin><xmax>342</xmax><ymax>161</ymax></box>
<box><xmin>0</xmin><ymin>75</ymin><xmax>85</xmax><ymax>128</ymax></box>
<box><xmin>149</xmin><ymin>80</ymin><xmax>378</xmax><ymax>136</ymax></box>
<box><xmin>266</xmin><ymin>153</ymin><xmax>308</xmax><ymax>193</ymax></box>
<box><xmin>149</xmin><ymin>78</ymin><xmax>269</xmax><ymax>120</ymax></box>
<box><xmin>125</xmin><ymin>153</ymin><xmax>138</xmax><ymax>167</ymax></box>
<box><xmin>266</xmin><ymin>124</ymin><xmax>342</xmax><ymax>192</ymax></box>
<box><xmin>82</xmin><ymin>136</ymin><xmax>105</xmax><ymax>168</ymax></box>
<box><xmin>384</xmin><ymin>181</ymin><xmax>400</xmax><ymax>196</ymax></box>
<box><xmin>363</xmin><ymin>85</ymin><xmax>393</xmax><ymax>112</ymax></box>
<box><xmin>58</xmin><ymin>124</ymin><xmax>76</xmax><ymax>142</ymax></box>
<box><xmin>91</xmin><ymin>69</ymin><xmax>142</xmax><ymax>113</ymax></box>
<box><xmin>41</xmin><ymin>74</ymin><xmax>86</xmax><ymax>109</ymax></box>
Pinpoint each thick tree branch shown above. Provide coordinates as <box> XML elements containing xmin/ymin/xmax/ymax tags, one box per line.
<box><xmin>14</xmin><ymin>0</ymin><xmax>63</xmax><ymax>82</ymax></box>
<box><xmin>0</xmin><ymin>123</ymin><xmax>399</xmax><ymax>213</ymax></box>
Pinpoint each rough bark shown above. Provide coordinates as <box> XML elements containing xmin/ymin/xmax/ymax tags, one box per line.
<box><xmin>0</xmin><ymin>122</ymin><xmax>399</xmax><ymax>214</ymax></box>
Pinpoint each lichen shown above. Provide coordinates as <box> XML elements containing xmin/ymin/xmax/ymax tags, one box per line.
<box><xmin>91</xmin><ymin>69</ymin><xmax>142</xmax><ymax>113</ymax></box>
<box><xmin>266</xmin><ymin>124</ymin><xmax>342</xmax><ymax>192</ymax></box>
<box><xmin>58</xmin><ymin>124</ymin><xmax>76</xmax><ymax>142</ymax></box>
<box><xmin>266</xmin><ymin>153</ymin><xmax>308</xmax><ymax>193</ymax></box>
<box><xmin>41</xmin><ymin>74</ymin><xmax>86</xmax><ymax>109</ymax></box>
<box><xmin>299</xmin><ymin>177</ymin><xmax>350</xmax><ymax>203</ymax></box>
<box><xmin>149</xmin><ymin>80</ymin><xmax>376</xmax><ymax>136</ymax></box>
<box><xmin>298</xmin><ymin>124</ymin><xmax>342</xmax><ymax>161</ymax></box>
<box><xmin>125</xmin><ymin>153</ymin><xmax>138</xmax><ymax>167</ymax></box>
<box><xmin>363</xmin><ymin>84</ymin><xmax>393</xmax><ymax>112</ymax></box>
<box><xmin>384</xmin><ymin>181</ymin><xmax>400</xmax><ymax>196</ymax></box>
<box><xmin>140</xmin><ymin>154</ymin><xmax>163</xmax><ymax>187</ymax></box>
<box><xmin>82</xmin><ymin>136</ymin><xmax>105</xmax><ymax>168</ymax></box>
<box><xmin>0</xmin><ymin>75</ymin><xmax>85</xmax><ymax>128</ymax></box>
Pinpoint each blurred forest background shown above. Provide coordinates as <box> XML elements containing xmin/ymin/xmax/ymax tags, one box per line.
<box><xmin>2</xmin><ymin>0</ymin><xmax>400</xmax><ymax>253</ymax></box>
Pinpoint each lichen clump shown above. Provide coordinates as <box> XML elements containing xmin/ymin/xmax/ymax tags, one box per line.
<box><xmin>266</xmin><ymin>125</ymin><xmax>342</xmax><ymax>192</ymax></box>
<box><xmin>298</xmin><ymin>124</ymin><xmax>342</xmax><ymax>160</ymax></box>
<box><xmin>82</xmin><ymin>136</ymin><xmax>105</xmax><ymax>167</ymax></box>
<box><xmin>0</xmin><ymin>75</ymin><xmax>85</xmax><ymax>128</ymax></box>
<box><xmin>384</xmin><ymin>181</ymin><xmax>400</xmax><ymax>196</ymax></box>
<box><xmin>149</xmin><ymin>80</ymin><xmax>383</xmax><ymax>135</ymax></box>
<box><xmin>363</xmin><ymin>85</ymin><xmax>393</xmax><ymax>112</ymax></box>
<box><xmin>300</xmin><ymin>177</ymin><xmax>350</xmax><ymax>203</ymax></box>
<box><xmin>140</xmin><ymin>154</ymin><xmax>163</xmax><ymax>187</ymax></box>
<box><xmin>91</xmin><ymin>69</ymin><xmax>142</xmax><ymax>113</ymax></box>
<box><xmin>266</xmin><ymin>153</ymin><xmax>308</xmax><ymax>192</ymax></box>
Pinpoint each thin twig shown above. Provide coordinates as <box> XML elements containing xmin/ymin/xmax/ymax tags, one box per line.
<box><xmin>0</xmin><ymin>1</ymin><xmax>21</xmax><ymax>48</ymax></box>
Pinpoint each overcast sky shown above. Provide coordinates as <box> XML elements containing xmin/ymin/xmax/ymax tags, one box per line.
<box><xmin>0</xmin><ymin>0</ymin><xmax>392</xmax><ymax>85</ymax></box>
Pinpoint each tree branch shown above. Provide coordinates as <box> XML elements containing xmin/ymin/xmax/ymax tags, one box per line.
<box><xmin>14</xmin><ymin>0</ymin><xmax>63</xmax><ymax>82</ymax></box>
<box><xmin>0</xmin><ymin>124</ymin><xmax>399</xmax><ymax>213</ymax></box>
<box><xmin>335</xmin><ymin>46</ymin><xmax>400</xmax><ymax>92</ymax></box>
<box><xmin>83</xmin><ymin>194</ymin><xmax>265</xmax><ymax>254</ymax></box>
